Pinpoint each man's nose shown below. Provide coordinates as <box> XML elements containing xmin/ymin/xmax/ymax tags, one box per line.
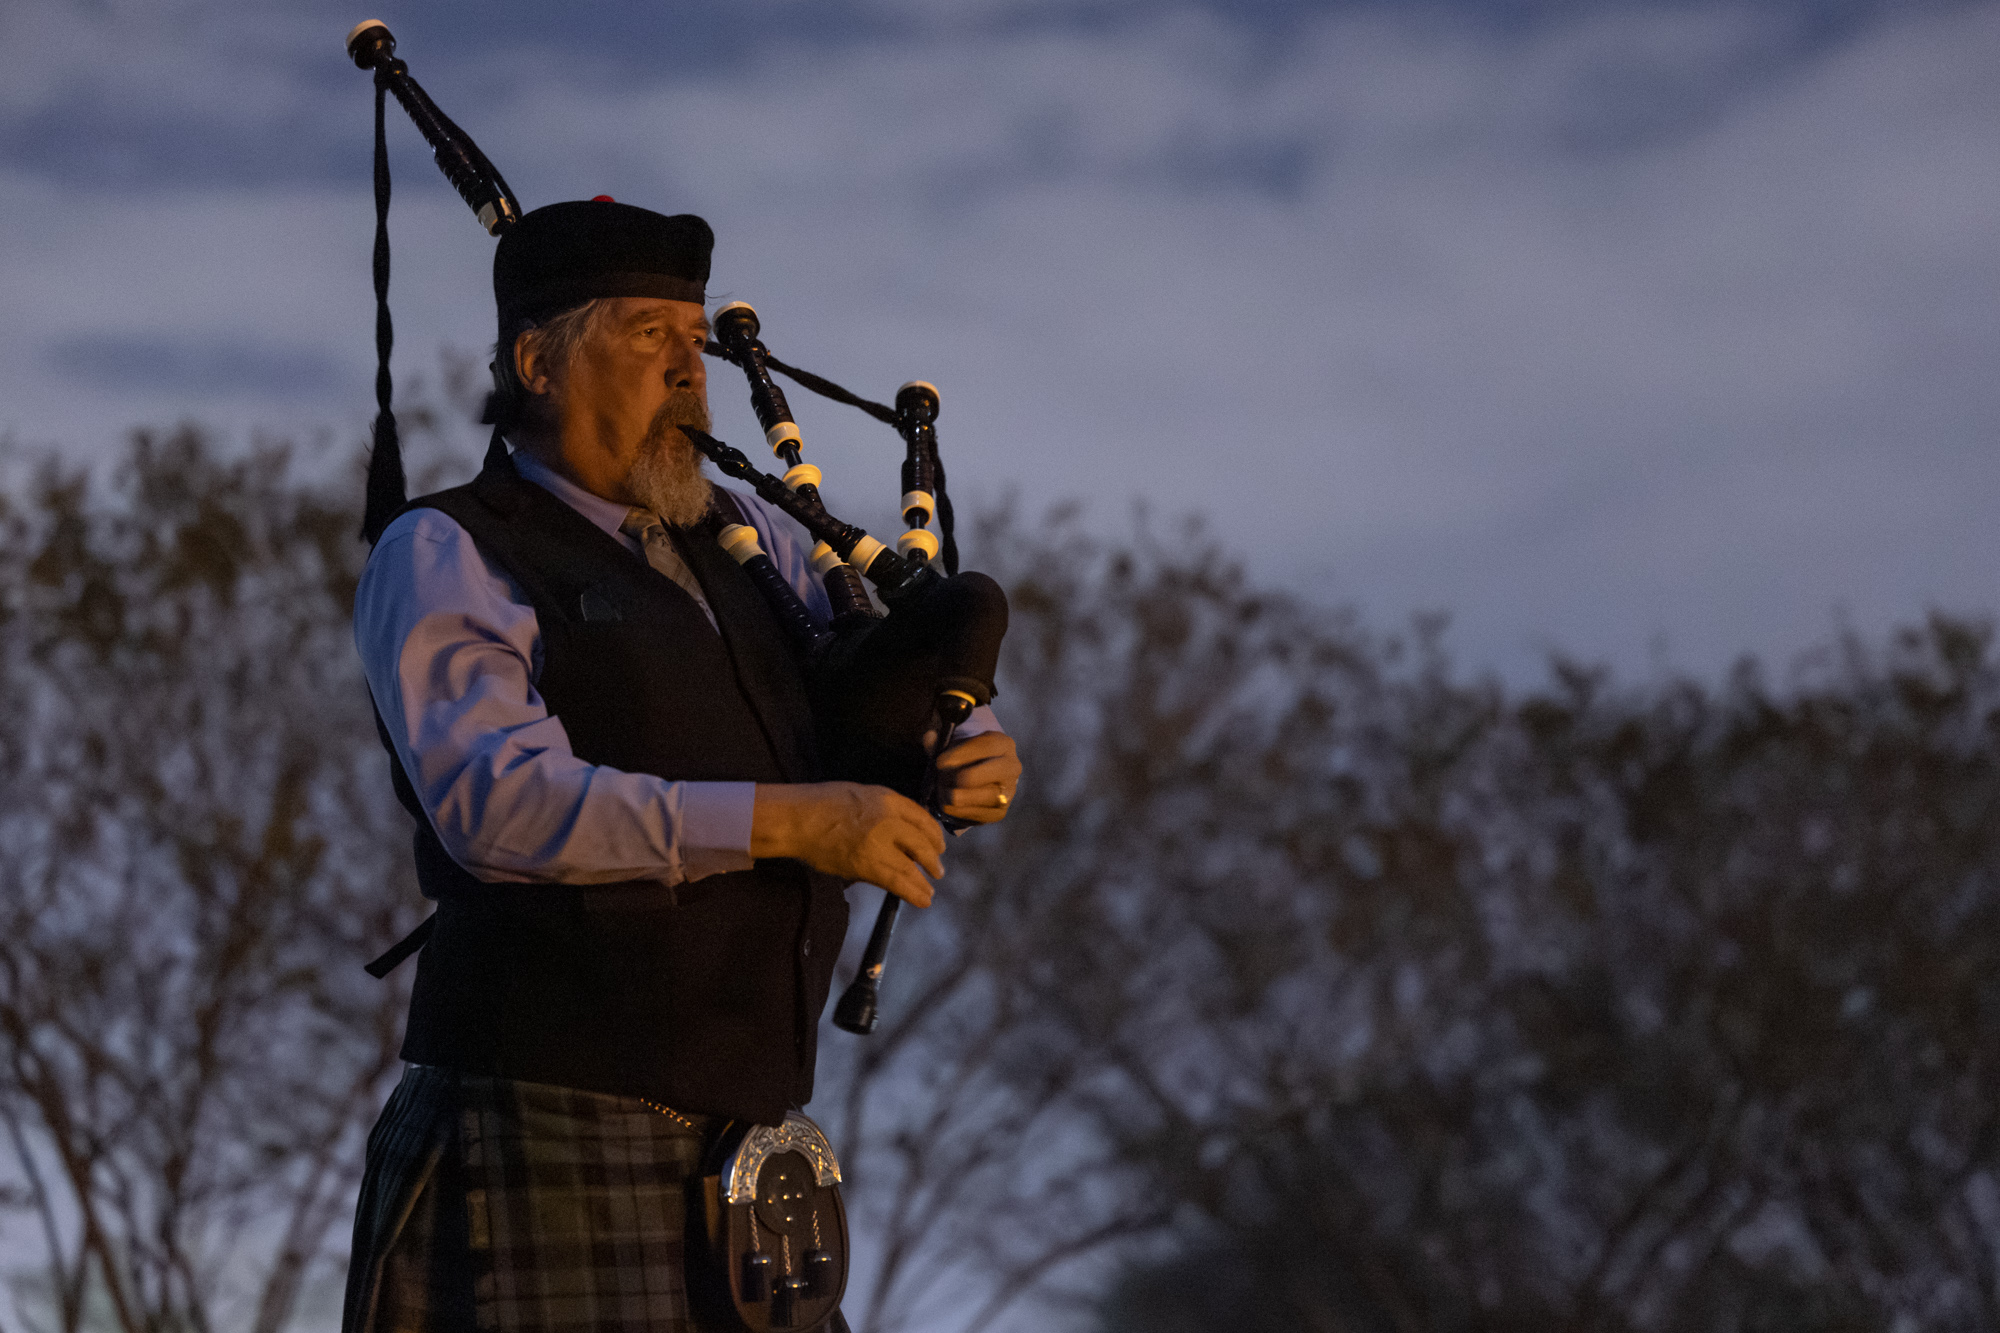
<box><xmin>668</xmin><ymin>346</ymin><xmax>706</xmax><ymax>391</ymax></box>
<box><xmin>664</xmin><ymin>332</ymin><xmax>704</xmax><ymax>384</ymax></box>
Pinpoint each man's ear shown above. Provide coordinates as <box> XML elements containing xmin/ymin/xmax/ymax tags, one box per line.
<box><xmin>514</xmin><ymin>329</ymin><xmax>553</xmax><ymax>396</ymax></box>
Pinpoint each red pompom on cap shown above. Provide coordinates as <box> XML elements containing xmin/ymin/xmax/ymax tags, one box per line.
<box><xmin>592</xmin><ymin>195</ymin><xmax>615</xmax><ymax>202</ymax></box>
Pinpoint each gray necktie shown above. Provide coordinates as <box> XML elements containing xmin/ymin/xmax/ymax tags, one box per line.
<box><xmin>620</xmin><ymin>508</ymin><xmax>718</xmax><ymax>632</ymax></box>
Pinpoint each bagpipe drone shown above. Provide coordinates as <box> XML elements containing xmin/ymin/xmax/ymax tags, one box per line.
<box><xmin>346</xmin><ymin>20</ymin><xmax>1007</xmax><ymax>1035</ymax></box>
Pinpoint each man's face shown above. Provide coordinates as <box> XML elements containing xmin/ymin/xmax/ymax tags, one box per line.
<box><xmin>526</xmin><ymin>297</ymin><xmax>712</xmax><ymax>511</ymax></box>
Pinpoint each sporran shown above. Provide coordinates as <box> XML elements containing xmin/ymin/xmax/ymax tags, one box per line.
<box><xmin>686</xmin><ymin>1113</ymin><xmax>848</xmax><ymax>1332</ymax></box>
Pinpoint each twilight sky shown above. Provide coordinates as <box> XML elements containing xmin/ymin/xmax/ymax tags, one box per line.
<box><xmin>3</xmin><ymin>0</ymin><xmax>1997</xmax><ymax>681</ymax></box>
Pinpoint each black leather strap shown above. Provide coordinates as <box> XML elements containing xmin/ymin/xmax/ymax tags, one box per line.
<box><xmin>364</xmin><ymin>913</ymin><xmax>435</xmax><ymax>978</ymax></box>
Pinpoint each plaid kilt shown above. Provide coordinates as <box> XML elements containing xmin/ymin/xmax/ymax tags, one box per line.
<box><xmin>343</xmin><ymin>1065</ymin><xmax>845</xmax><ymax>1333</ymax></box>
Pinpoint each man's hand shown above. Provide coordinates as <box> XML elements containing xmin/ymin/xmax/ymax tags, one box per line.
<box><xmin>751</xmin><ymin>783</ymin><xmax>946</xmax><ymax>907</ymax></box>
<box><xmin>934</xmin><ymin>732</ymin><xmax>1022</xmax><ymax>825</ymax></box>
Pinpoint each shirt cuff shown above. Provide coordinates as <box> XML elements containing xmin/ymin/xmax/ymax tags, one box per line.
<box><xmin>957</xmin><ymin>705</ymin><xmax>1003</xmax><ymax>739</ymax></box>
<box><xmin>676</xmin><ymin>781</ymin><xmax>758</xmax><ymax>882</ymax></box>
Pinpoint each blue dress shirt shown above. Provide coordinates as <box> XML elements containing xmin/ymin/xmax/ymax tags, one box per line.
<box><xmin>354</xmin><ymin>448</ymin><xmax>996</xmax><ymax>890</ymax></box>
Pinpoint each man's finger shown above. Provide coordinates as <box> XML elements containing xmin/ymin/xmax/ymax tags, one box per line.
<box><xmin>891</xmin><ymin>792</ymin><xmax>949</xmax><ymax>852</ymax></box>
<box><xmin>933</xmin><ymin>733</ymin><xmax>1012</xmax><ymax>771</ymax></box>
<box><xmin>940</xmin><ymin>765</ymin><xmax>1019</xmax><ymax>803</ymax></box>
<box><xmin>891</xmin><ymin>871</ymin><xmax>933</xmax><ymax>908</ymax></box>
<box><xmin>939</xmin><ymin>757</ymin><xmax>1001</xmax><ymax>783</ymax></box>
<box><xmin>883</xmin><ymin>814</ymin><xmax>944</xmax><ymax>876</ymax></box>
<box><xmin>882</xmin><ymin>788</ymin><xmax>936</xmax><ymax>822</ymax></box>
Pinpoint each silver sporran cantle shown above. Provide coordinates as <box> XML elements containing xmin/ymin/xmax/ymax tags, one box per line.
<box><xmin>691</xmin><ymin>1112</ymin><xmax>849</xmax><ymax>1332</ymax></box>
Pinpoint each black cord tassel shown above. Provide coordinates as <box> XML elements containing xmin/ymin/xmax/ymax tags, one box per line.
<box><xmin>756</xmin><ymin>349</ymin><xmax>898</xmax><ymax>425</ymax></box>
<box><xmin>362</xmin><ymin>72</ymin><xmax>407</xmax><ymax>545</ymax></box>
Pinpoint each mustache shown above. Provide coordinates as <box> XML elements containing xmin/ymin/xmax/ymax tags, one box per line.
<box><xmin>653</xmin><ymin>388</ymin><xmax>711</xmax><ymax>434</ymax></box>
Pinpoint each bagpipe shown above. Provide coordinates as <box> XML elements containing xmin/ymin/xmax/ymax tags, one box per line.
<box><xmin>346</xmin><ymin>20</ymin><xmax>1006</xmax><ymax>1035</ymax></box>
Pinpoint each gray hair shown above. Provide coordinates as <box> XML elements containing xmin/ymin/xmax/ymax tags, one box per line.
<box><xmin>488</xmin><ymin>299</ymin><xmax>612</xmax><ymax>436</ymax></box>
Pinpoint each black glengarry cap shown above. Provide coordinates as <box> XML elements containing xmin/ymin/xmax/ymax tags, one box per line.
<box><xmin>494</xmin><ymin>198</ymin><xmax>713</xmax><ymax>326</ymax></box>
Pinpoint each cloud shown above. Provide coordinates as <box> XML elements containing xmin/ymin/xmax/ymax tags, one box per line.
<box><xmin>3</xmin><ymin>0</ymin><xmax>1998</xmax><ymax>681</ymax></box>
<box><xmin>46</xmin><ymin>332</ymin><xmax>342</xmax><ymax>397</ymax></box>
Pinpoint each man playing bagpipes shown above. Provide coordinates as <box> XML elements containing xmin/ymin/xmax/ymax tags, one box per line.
<box><xmin>341</xmin><ymin>197</ymin><xmax>1020</xmax><ymax>1333</ymax></box>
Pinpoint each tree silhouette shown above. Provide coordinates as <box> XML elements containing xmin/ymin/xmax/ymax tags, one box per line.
<box><xmin>0</xmin><ymin>429</ymin><xmax>420</xmax><ymax>1333</ymax></box>
<box><xmin>1090</xmin><ymin>620</ymin><xmax>2000</xmax><ymax>1332</ymax></box>
<box><xmin>2</xmin><ymin>421</ymin><xmax>1994</xmax><ymax>1333</ymax></box>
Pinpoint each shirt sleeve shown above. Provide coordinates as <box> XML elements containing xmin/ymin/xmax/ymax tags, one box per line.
<box><xmin>354</xmin><ymin>507</ymin><xmax>757</xmax><ymax>886</ymax></box>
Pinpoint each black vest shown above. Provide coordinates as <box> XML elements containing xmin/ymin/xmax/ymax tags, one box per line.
<box><xmin>386</xmin><ymin>460</ymin><xmax>850</xmax><ymax>1125</ymax></box>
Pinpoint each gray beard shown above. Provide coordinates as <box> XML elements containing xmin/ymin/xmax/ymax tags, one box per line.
<box><xmin>622</xmin><ymin>391</ymin><xmax>714</xmax><ymax>528</ymax></box>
